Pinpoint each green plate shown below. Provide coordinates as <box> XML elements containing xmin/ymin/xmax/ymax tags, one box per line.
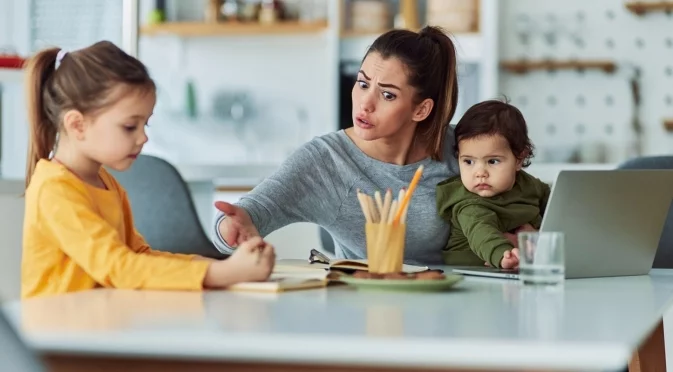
<box><xmin>339</xmin><ymin>274</ymin><xmax>464</xmax><ymax>292</ymax></box>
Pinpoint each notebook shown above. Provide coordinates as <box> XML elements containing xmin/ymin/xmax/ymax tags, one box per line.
<box><xmin>275</xmin><ymin>249</ymin><xmax>430</xmax><ymax>274</ymax></box>
<box><xmin>225</xmin><ymin>250</ymin><xmax>431</xmax><ymax>293</ymax></box>
<box><xmin>225</xmin><ymin>260</ymin><xmax>336</xmax><ymax>293</ymax></box>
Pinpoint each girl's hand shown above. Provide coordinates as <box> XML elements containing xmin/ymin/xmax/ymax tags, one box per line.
<box><xmin>203</xmin><ymin>237</ymin><xmax>275</xmax><ymax>288</ymax></box>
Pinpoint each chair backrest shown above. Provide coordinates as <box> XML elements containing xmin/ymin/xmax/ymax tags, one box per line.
<box><xmin>0</xmin><ymin>310</ymin><xmax>46</xmax><ymax>372</ymax></box>
<box><xmin>618</xmin><ymin>156</ymin><xmax>673</xmax><ymax>268</ymax></box>
<box><xmin>0</xmin><ymin>181</ymin><xmax>26</xmax><ymax>302</ymax></box>
<box><xmin>319</xmin><ymin>227</ymin><xmax>335</xmax><ymax>256</ymax></box>
<box><xmin>107</xmin><ymin>155</ymin><xmax>226</xmax><ymax>259</ymax></box>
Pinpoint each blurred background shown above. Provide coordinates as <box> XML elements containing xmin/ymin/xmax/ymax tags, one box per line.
<box><xmin>0</xmin><ymin>0</ymin><xmax>672</xmax><ymax>255</ymax></box>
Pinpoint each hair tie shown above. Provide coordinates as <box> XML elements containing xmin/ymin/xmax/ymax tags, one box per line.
<box><xmin>55</xmin><ymin>49</ymin><xmax>68</xmax><ymax>70</ymax></box>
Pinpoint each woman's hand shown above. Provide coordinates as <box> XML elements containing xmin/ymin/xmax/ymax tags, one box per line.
<box><xmin>214</xmin><ymin>201</ymin><xmax>260</xmax><ymax>248</ymax></box>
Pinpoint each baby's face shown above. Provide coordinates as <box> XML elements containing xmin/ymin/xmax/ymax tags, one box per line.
<box><xmin>457</xmin><ymin>134</ymin><xmax>522</xmax><ymax>198</ymax></box>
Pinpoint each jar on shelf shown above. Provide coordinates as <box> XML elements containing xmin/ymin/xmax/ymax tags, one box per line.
<box><xmin>350</xmin><ymin>0</ymin><xmax>390</xmax><ymax>34</ymax></box>
<box><xmin>238</xmin><ymin>0</ymin><xmax>261</xmax><ymax>22</ymax></box>
<box><xmin>259</xmin><ymin>0</ymin><xmax>283</xmax><ymax>24</ymax></box>
<box><xmin>220</xmin><ymin>0</ymin><xmax>239</xmax><ymax>21</ymax></box>
<box><xmin>426</xmin><ymin>0</ymin><xmax>478</xmax><ymax>33</ymax></box>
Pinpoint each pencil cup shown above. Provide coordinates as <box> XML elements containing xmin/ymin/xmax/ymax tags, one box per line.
<box><xmin>365</xmin><ymin>222</ymin><xmax>407</xmax><ymax>274</ymax></box>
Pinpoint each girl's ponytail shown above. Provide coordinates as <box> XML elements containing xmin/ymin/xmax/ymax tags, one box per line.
<box><xmin>22</xmin><ymin>41</ymin><xmax>155</xmax><ymax>190</ymax></box>
<box><xmin>23</xmin><ymin>48</ymin><xmax>60</xmax><ymax>189</ymax></box>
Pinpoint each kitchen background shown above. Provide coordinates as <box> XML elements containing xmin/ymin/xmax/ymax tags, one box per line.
<box><xmin>1</xmin><ymin>0</ymin><xmax>672</xmax><ymax>257</ymax></box>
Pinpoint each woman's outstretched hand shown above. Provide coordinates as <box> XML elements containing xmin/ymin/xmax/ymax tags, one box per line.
<box><xmin>214</xmin><ymin>201</ymin><xmax>260</xmax><ymax>248</ymax></box>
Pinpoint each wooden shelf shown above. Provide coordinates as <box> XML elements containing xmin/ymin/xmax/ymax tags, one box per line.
<box><xmin>340</xmin><ymin>29</ymin><xmax>390</xmax><ymax>39</ymax></box>
<box><xmin>625</xmin><ymin>1</ymin><xmax>673</xmax><ymax>15</ymax></box>
<box><xmin>140</xmin><ymin>20</ymin><xmax>329</xmax><ymax>37</ymax></box>
<box><xmin>501</xmin><ymin>60</ymin><xmax>617</xmax><ymax>74</ymax></box>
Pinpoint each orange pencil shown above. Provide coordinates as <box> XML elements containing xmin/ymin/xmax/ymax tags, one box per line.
<box><xmin>393</xmin><ymin>165</ymin><xmax>424</xmax><ymax>224</ymax></box>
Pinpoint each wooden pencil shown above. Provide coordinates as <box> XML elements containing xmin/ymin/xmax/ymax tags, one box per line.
<box><xmin>387</xmin><ymin>200</ymin><xmax>398</xmax><ymax>224</ymax></box>
<box><xmin>356</xmin><ymin>190</ymin><xmax>372</xmax><ymax>223</ymax></box>
<box><xmin>374</xmin><ymin>191</ymin><xmax>384</xmax><ymax>217</ymax></box>
<box><xmin>393</xmin><ymin>165</ymin><xmax>424</xmax><ymax>224</ymax></box>
<box><xmin>381</xmin><ymin>188</ymin><xmax>392</xmax><ymax>224</ymax></box>
<box><xmin>367</xmin><ymin>194</ymin><xmax>379</xmax><ymax>223</ymax></box>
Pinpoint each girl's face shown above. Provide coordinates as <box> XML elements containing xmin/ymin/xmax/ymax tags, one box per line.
<box><xmin>351</xmin><ymin>52</ymin><xmax>433</xmax><ymax>143</ymax></box>
<box><xmin>72</xmin><ymin>86</ymin><xmax>155</xmax><ymax>171</ymax></box>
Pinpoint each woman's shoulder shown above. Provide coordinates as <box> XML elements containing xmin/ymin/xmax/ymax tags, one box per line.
<box><xmin>293</xmin><ymin>130</ymin><xmax>361</xmax><ymax>163</ymax></box>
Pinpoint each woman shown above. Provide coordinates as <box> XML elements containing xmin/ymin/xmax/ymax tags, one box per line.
<box><xmin>212</xmin><ymin>26</ymin><xmax>460</xmax><ymax>265</ymax></box>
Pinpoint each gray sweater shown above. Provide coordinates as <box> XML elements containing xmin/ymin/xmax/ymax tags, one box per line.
<box><xmin>212</xmin><ymin>129</ymin><xmax>459</xmax><ymax>265</ymax></box>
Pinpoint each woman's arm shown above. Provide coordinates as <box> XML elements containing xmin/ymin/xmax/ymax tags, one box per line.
<box><xmin>212</xmin><ymin>140</ymin><xmax>346</xmax><ymax>253</ymax></box>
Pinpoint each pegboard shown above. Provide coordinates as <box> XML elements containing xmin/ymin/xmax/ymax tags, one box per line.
<box><xmin>498</xmin><ymin>0</ymin><xmax>673</xmax><ymax>165</ymax></box>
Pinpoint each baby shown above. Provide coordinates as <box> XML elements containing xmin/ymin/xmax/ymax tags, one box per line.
<box><xmin>436</xmin><ymin>99</ymin><xmax>551</xmax><ymax>269</ymax></box>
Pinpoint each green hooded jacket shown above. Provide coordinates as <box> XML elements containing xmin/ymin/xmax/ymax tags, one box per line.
<box><xmin>436</xmin><ymin>170</ymin><xmax>551</xmax><ymax>268</ymax></box>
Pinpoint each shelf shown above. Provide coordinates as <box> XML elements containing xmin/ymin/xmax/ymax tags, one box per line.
<box><xmin>140</xmin><ymin>20</ymin><xmax>329</xmax><ymax>37</ymax></box>
<box><xmin>625</xmin><ymin>1</ymin><xmax>673</xmax><ymax>15</ymax></box>
<box><xmin>340</xmin><ymin>32</ymin><xmax>483</xmax><ymax>63</ymax></box>
<box><xmin>501</xmin><ymin>60</ymin><xmax>617</xmax><ymax>74</ymax></box>
<box><xmin>0</xmin><ymin>68</ymin><xmax>24</xmax><ymax>84</ymax></box>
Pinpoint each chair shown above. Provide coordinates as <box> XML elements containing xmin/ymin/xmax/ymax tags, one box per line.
<box><xmin>618</xmin><ymin>156</ymin><xmax>673</xmax><ymax>268</ymax></box>
<box><xmin>107</xmin><ymin>155</ymin><xmax>227</xmax><ymax>260</ymax></box>
<box><xmin>0</xmin><ymin>310</ymin><xmax>46</xmax><ymax>372</ymax></box>
<box><xmin>319</xmin><ymin>227</ymin><xmax>335</xmax><ymax>257</ymax></box>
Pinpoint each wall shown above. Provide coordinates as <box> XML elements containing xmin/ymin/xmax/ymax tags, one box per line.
<box><xmin>498</xmin><ymin>0</ymin><xmax>673</xmax><ymax>166</ymax></box>
<box><xmin>137</xmin><ymin>0</ymin><xmax>339</xmax><ymax>167</ymax></box>
<box><xmin>0</xmin><ymin>0</ymin><xmax>29</xmax><ymax>180</ymax></box>
<box><xmin>0</xmin><ymin>180</ymin><xmax>25</xmax><ymax>302</ymax></box>
<box><xmin>0</xmin><ymin>0</ymin><xmax>123</xmax><ymax>180</ymax></box>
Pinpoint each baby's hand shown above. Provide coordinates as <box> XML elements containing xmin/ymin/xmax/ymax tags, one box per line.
<box><xmin>500</xmin><ymin>248</ymin><xmax>520</xmax><ymax>269</ymax></box>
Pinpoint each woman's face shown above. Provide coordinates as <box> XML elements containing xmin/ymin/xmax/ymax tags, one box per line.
<box><xmin>351</xmin><ymin>52</ymin><xmax>432</xmax><ymax>142</ymax></box>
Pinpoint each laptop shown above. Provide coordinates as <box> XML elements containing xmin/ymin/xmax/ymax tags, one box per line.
<box><xmin>452</xmin><ymin>170</ymin><xmax>673</xmax><ymax>279</ymax></box>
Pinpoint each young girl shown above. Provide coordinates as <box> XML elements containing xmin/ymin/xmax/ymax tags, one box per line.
<box><xmin>436</xmin><ymin>100</ymin><xmax>551</xmax><ymax>269</ymax></box>
<box><xmin>21</xmin><ymin>41</ymin><xmax>275</xmax><ymax>299</ymax></box>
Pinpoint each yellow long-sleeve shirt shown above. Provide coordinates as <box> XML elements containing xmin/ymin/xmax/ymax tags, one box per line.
<box><xmin>21</xmin><ymin>160</ymin><xmax>210</xmax><ymax>299</ymax></box>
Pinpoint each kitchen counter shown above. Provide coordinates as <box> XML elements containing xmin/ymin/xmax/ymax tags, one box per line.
<box><xmin>173</xmin><ymin>163</ymin><xmax>278</xmax><ymax>188</ymax></box>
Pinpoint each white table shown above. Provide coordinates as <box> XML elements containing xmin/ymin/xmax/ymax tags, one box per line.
<box><xmin>4</xmin><ymin>269</ymin><xmax>672</xmax><ymax>372</ymax></box>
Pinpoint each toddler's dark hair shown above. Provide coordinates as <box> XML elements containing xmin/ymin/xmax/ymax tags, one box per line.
<box><xmin>453</xmin><ymin>98</ymin><xmax>535</xmax><ymax>167</ymax></box>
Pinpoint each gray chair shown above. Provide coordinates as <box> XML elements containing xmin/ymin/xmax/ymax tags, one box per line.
<box><xmin>107</xmin><ymin>155</ymin><xmax>227</xmax><ymax>260</ymax></box>
<box><xmin>0</xmin><ymin>310</ymin><xmax>46</xmax><ymax>372</ymax></box>
<box><xmin>319</xmin><ymin>227</ymin><xmax>335</xmax><ymax>256</ymax></box>
<box><xmin>618</xmin><ymin>156</ymin><xmax>673</xmax><ymax>268</ymax></box>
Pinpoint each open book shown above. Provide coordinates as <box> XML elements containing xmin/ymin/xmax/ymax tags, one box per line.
<box><xmin>225</xmin><ymin>250</ymin><xmax>430</xmax><ymax>293</ymax></box>
<box><xmin>225</xmin><ymin>264</ymin><xmax>333</xmax><ymax>293</ymax></box>
<box><xmin>275</xmin><ymin>249</ymin><xmax>430</xmax><ymax>274</ymax></box>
